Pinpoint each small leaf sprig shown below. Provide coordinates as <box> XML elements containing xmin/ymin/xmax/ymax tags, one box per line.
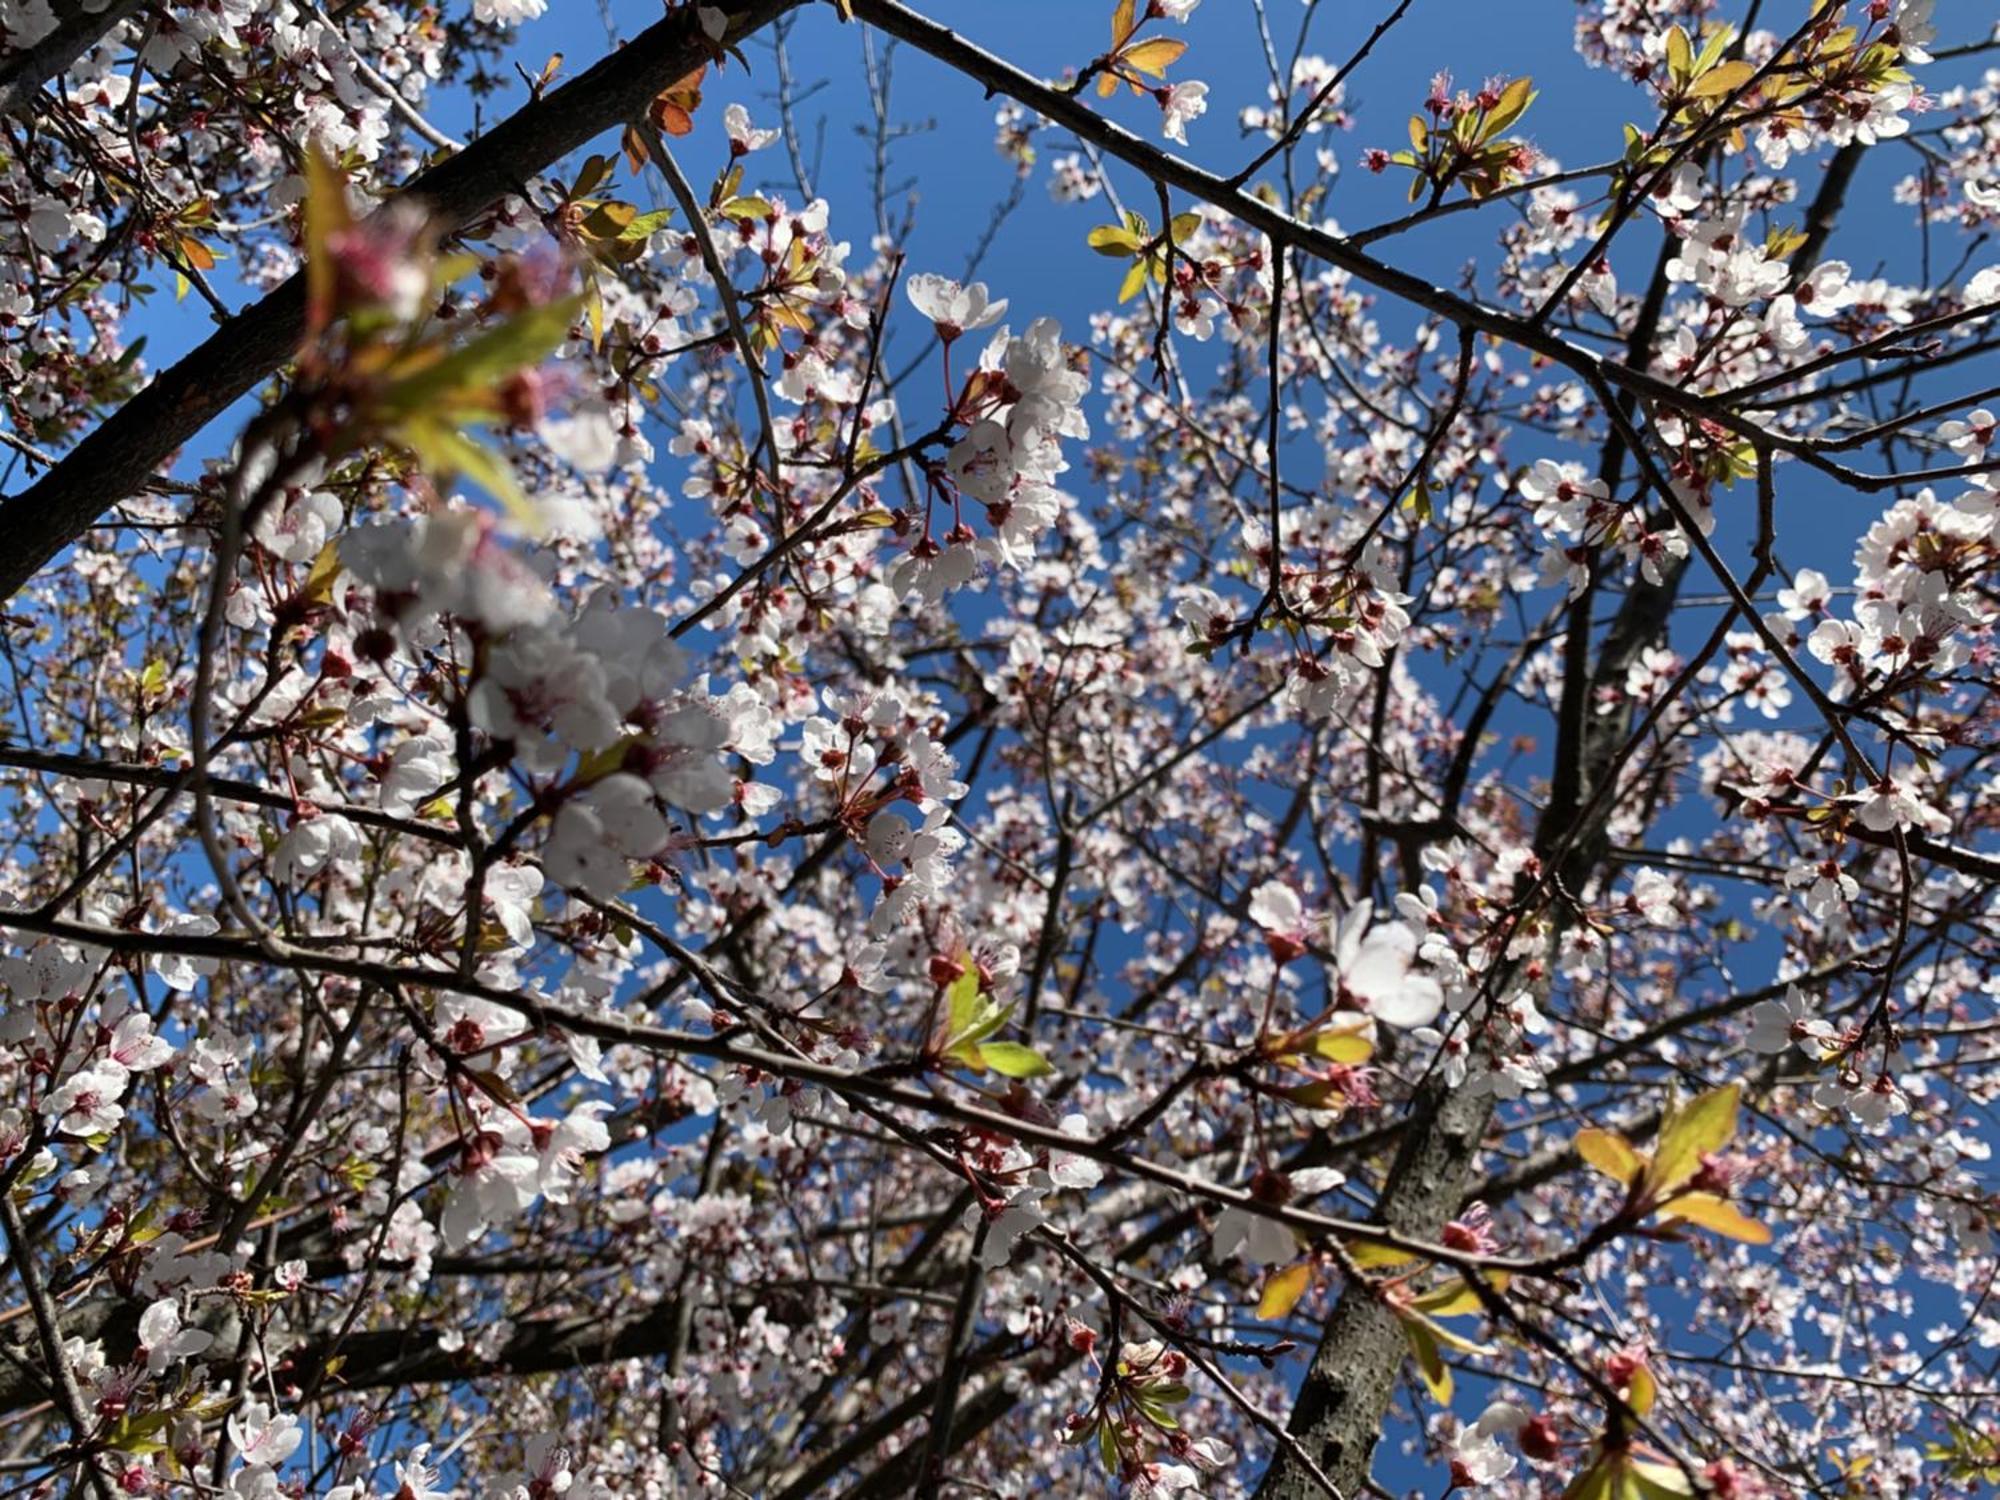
<box><xmin>300</xmin><ymin>150</ymin><xmax>581</xmax><ymax>531</ymax></box>
<box><xmin>1369</xmin><ymin>71</ymin><xmax>1538</xmax><ymax>204</ymax></box>
<box><xmin>1574</xmin><ymin>1083</ymin><xmax>1772</xmax><ymax>1245</ymax></box>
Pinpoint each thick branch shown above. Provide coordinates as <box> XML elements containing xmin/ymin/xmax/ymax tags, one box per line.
<box><xmin>0</xmin><ymin>0</ymin><xmax>145</xmax><ymax>116</ymax></box>
<box><xmin>847</xmin><ymin>0</ymin><xmax>1931</xmax><ymax>497</ymax></box>
<box><xmin>0</xmin><ymin>0</ymin><xmax>803</xmax><ymax>605</ymax></box>
<box><xmin>0</xmin><ymin>1294</ymin><xmax>670</xmax><ymax>1415</ymax></box>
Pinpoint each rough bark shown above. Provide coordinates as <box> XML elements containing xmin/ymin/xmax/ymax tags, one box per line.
<box><xmin>1256</xmin><ymin>568</ymin><xmax>1688</xmax><ymax>1495</ymax></box>
<box><xmin>1256</xmin><ymin>133</ymin><xmax>1869</xmax><ymax>1500</ymax></box>
<box><xmin>1259</xmin><ymin>1079</ymin><xmax>1493</xmax><ymax>1499</ymax></box>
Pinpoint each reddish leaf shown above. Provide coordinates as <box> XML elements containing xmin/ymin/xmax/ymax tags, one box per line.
<box><xmin>649</xmin><ymin>64</ymin><xmax>707</xmax><ymax>138</ymax></box>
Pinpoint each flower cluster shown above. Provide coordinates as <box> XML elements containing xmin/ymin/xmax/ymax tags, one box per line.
<box><xmin>900</xmin><ymin>285</ymin><xmax>1091</xmax><ymax>601</ymax></box>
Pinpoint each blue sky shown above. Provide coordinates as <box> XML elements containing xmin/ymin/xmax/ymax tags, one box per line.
<box><xmin>22</xmin><ymin>2</ymin><xmax>2000</xmax><ymax>1490</ymax></box>
<box><xmin>92</xmin><ymin>0</ymin><xmax>1976</xmax><ymax>602</ymax></box>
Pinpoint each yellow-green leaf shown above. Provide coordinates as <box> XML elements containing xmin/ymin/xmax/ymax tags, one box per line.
<box><xmin>294</xmin><ymin>703</ymin><xmax>348</xmax><ymax>731</ymax></box>
<box><xmin>1485</xmin><ymin>75</ymin><xmax>1537</xmax><ymax>136</ymax></box>
<box><xmin>1575</xmin><ymin>1127</ymin><xmax>1647</xmax><ymax>1187</ymax></box>
<box><xmin>1346</xmin><ymin>1238</ymin><xmax>1423</xmax><ymax>1269</ymax></box>
<box><xmin>1692</xmin><ymin>23</ymin><xmax>1734</xmax><ymax>74</ymax></box>
<box><xmin>1664</xmin><ymin>25</ymin><xmax>1692</xmax><ymax>83</ymax></box>
<box><xmin>943</xmin><ymin>961</ymin><xmax>985</xmax><ymax>1041</ymax></box>
<box><xmin>104</xmin><ymin>1409</ymin><xmax>176</xmax><ymax>1456</ymax></box>
<box><xmin>1626</xmin><ymin>1362</ymin><xmax>1657</xmax><ymax>1415</ymax></box>
<box><xmin>1110</xmin><ymin>0</ymin><xmax>1137</xmax><ymax>49</ymax></box>
<box><xmin>571</xmin><ymin>153</ymin><xmax>613</xmax><ymax>199</ymax></box>
<box><xmin>1087</xmin><ymin>223</ymin><xmax>1145</xmax><ymax>257</ymax></box>
<box><xmin>1410</xmin><ymin>1277</ymin><xmax>1483</xmax><ymax>1319</ymax></box>
<box><xmin>1121</xmin><ymin>37</ymin><xmax>1187</xmax><ymax>78</ymax></box>
<box><xmin>578</xmin><ymin>200</ymin><xmax>637</xmax><ymax>241</ymax></box>
<box><xmin>380</xmin><ymin>295</ymin><xmax>582</xmax><ymax>418</ymax></box>
<box><xmin>400</xmin><ymin>417</ymin><xmax>539</xmax><ymax>532</ymax></box>
<box><xmin>1651</xmin><ymin>1083</ymin><xmax>1739</xmax><ymax>1194</ymax></box>
<box><xmin>1418</xmin><ymin>1312</ymin><xmax>1497</xmax><ymax>1356</ymax></box>
<box><xmin>1258</xmin><ymin>1260</ymin><xmax>1313</xmax><ymax>1320</ymax></box>
<box><xmin>1403</xmin><ymin>1316</ymin><xmax>1452</xmax><ymax>1404</ymax></box>
<box><xmin>978</xmin><ymin>1040</ymin><xmax>1053</xmax><ymax>1079</ymax></box>
<box><xmin>572</xmin><ymin>735</ymin><xmax>638</xmax><ymax>786</ymax></box>
<box><xmin>1313</xmin><ymin>1026</ymin><xmax>1374</xmax><ymax>1064</ymax></box>
<box><xmin>304</xmin><ymin>145</ymin><xmax>352</xmax><ymax>334</ymax></box>
<box><xmin>301</xmin><ymin>538</ymin><xmax>343</xmax><ymax>602</ymax></box>
<box><xmin>1689</xmin><ymin>59</ymin><xmax>1755</xmax><ymax>100</ymax></box>
<box><xmin>584</xmin><ymin>273</ymin><xmax>605</xmax><ymax>351</ymax></box>
<box><xmin>1561</xmin><ymin>1453</ymin><xmax>1617</xmax><ymax>1500</ymax></box>
<box><xmin>1662</xmin><ymin>1190</ymin><xmax>1771</xmax><ymax>1245</ymax></box>
<box><xmin>1629</xmin><ymin>1460</ymin><xmax>1695</xmax><ymax>1500</ymax></box>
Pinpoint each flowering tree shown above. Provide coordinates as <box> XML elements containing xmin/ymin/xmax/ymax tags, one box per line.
<box><xmin>0</xmin><ymin>0</ymin><xmax>1996</xmax><ymax>1495</ymax></box>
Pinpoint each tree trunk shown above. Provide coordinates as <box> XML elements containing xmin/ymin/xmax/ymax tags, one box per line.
<box><xmin>1256</xmin><ymin>1080</ymin><xmax>1492</xmax><ymax>1497</ymax></box>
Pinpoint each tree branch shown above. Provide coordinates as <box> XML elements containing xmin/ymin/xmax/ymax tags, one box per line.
<box><xmin>0</xmin><ymin>0</ymin><xmax>146</xmax><ymax>117</ymax></box>
<box><xmin>0</xmin><ymin>0</ymin><xmax>803</xmax><ymax>606</ymax></box>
